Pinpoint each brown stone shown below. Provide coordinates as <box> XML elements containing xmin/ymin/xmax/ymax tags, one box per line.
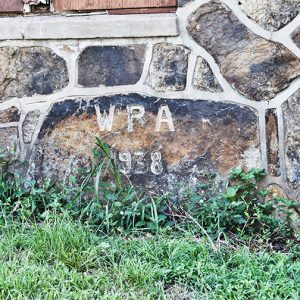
<box><xmin>266</xmin><ymin>109</ymin><xmax>280</xmax><ymax>177</ymax></box>
<box><xmin>0</xmin><ymin>47</ymin><xmax>68</xmax><ymax>102</ymax></box>
<box><xmin>0</xmin><ymin>127</ymin><xmax>19</xmax><ymax>152</ymax></box>
<box><xmin>187</xmin><ymin>1</ymin><xmax>300</xmax><ymax>101</ymax></box>
<box><xmin>239</xmin><ymin>0</ymin><xmax>300</xmax><ymax>31</ymax></box>
<box><xmin>148</xmin><ymin>43</ymin><xmax>190</xmax><ymax>92</ymax></box>
<box><xmin>266</xmin><ymin>184</ymin><xmax>288</xmax><ymax>200</ymax></box>
<box><xmin>29</xmin><ymin>94</ymin><xmax>260</xmax><ymax>192</ymax></box>
<box><xmin>282</xmin><ymin>89</ymin><xmax>300</xmax><ymax>190</ymax></box>
<box><xmin>193</xmin><ymin>57</ymin><xmax>223</xmax><ymax>92</ymax></box>
<box><xmin>0</xmin><ymin>107</ymin><xmax>20</xmax><ymax>123</ymax></box>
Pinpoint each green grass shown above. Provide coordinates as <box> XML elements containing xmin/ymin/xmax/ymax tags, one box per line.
<box><xmin>0</xmin><ymin>217</ymin><xmax>299</xmax><ymax>299</ymax></box>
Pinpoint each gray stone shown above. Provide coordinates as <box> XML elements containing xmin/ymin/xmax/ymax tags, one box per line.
<box><xmin>292</xmin><ymin>27</ymin><xmax>300</xmax><ymax>48</ymax></box>
<box><xmin>239</xmin><ymin>0</ymin><xmax>300</xmax><ymax>31</ymax></box>
<box><xmin>0</xmin><ymin>47</ymin><xmax>68</xmax><ymax>102</ymax></box>
<box><xmin>29</xmin><ymin>94</ymin><xmax>260</xmax><ymax>192</ymax></box>
<box><xmin>0</xmin><ymin>106</ymin><xmax>20</xmax><ymax>123</ymax></box>
<box><xmin>187</xmin><ymin>1</ymin><xmax>300</xmax><ymax>101</ymax></box>
<box><xmin>266</xmin><ymin>109</ymin><xmax>280</xmax><ymax>177</ymax></box>
<box><xmin>193</xmin><ymin>57</ymin><xmax>223</xmax><ymax>92</ymax></box>
<box><xmin>0</xmin><ymin>127</ymin><xmax>18</xmax><ymax>152</ymax></box>
<box><xmin>178</xmin><ymin>0</ymin><xmax>194</xmax><ymax>7</ymax></box>
<box><xmin>22</xmin><ymin>111</ymin><xmax>40</xmax><ymax>144</ymax></box>
<box><xmin>78</xmin><ymin>45</ymin><xmax>146</xmax><ymax>87</ymax></box>
<box><xmin>282</xmin><ymin>89</ymin><xmax>300</xmax><ymax>189</ymax></box>
<box><xmin>148</xmin><ymin>43</ymin><xmax>190</xmax><ymax>92</ymax></box>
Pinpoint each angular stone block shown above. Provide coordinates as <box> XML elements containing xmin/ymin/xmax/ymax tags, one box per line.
<box><xmin>292</xmin><ymin>27</ymin><xmax>300</xmax><ymax>49</ymax></box>
<box><xmin>282</xmin><ymin>89</ymin><xmax>300</xmax><ymax>189</ymax></box>
<box><xmin>178</xmin><ymin>0</ymin><xmax>194</xmax><ymax>7</ymax></box>
<box><xmin>266</xmin><ymin>109</ymin><xmax>280</xmax><ymax>177</ymax></box>
<box><xmin>0</xmin><ymin>47</ymin><xmax>68</xmax><ymax>102</ymax></box>
<box><xmin>78</xmin><ymin>45</ymin><xmax>146</xmax><ymax>87</ymax></box>
<box><xmin>30</xmin><ymin>94</ymin><xmax>260</xmax><ymax>192</ymax></box>
<box><xmin>22</xmin><ymin>111</ymin><xmax>40</xmax><ymax>144</ymax></box>
<box><xmin>187</xmin><ymin>1</ymin><xmax>300</xmax><ymax>101</ymax></box>
<box><xmin>0</xmin><ymin>107</ymin><xmax>20</xmax><ymax>123</ymax></box>
<box><xmin>148</xmin><ymin>43</ymin><xmax>190</xmax><ymax>92</ymax></box>
<box><xmin>239</xmin><ymin>0</ymin><xmax>300</xmax><ymax>31</ymax></box>
<box><xmin>193</xmin><ymin>57</ymin><xmax>222</xmax><ymax>92</ymax></box>
<box><xmin>0</xmin><ymin>128</ymin><xmax>18</xmax><ymax>152</ymax></box>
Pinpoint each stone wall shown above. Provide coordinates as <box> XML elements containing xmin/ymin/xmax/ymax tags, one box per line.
<box><xmin>0</xmin><ymin>0</ymin><xmax>300</xmax><ymax>199</ymax></box>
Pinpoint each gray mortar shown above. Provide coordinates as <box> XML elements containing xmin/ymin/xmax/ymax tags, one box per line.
<box><xmin>0</xmin><ymin>0</ymin><xmax>299</xmax><ymax>198</ymax></box>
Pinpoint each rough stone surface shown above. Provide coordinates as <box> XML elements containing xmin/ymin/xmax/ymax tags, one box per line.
<box><xmin>0</xmin><ymin>47</ymin><xmax>68</xmax><ymax>102</ymax></box>
<box><xmin>239</xmin><ymin>0</ymin><xmax>300</xmax><ymax>32</ymax></box>
<box><xmin>282</xmin><ymin>89</ymin><xmax>300</xmax><ymax>190</ymax></box>
<box><xmin>187</xmin><ymin>1</ymin><xmax>300</xmax><ymax>101</ymax></box>
<box><xmin>148</xmin><ymin>43</ymin><xmax>190</xmax><ymax>92</ymax></box>
<box><xmin>22</xmin><ymin>111</ymin><xmax>40</xmax><ymax>144</ymax></box>
<box><xmin>29</xmin><ymin>94</ymin><xmax>259</xmax><ymax>192</ymax></box>
<box><xmin>178</xmin><ymin>0</ymin><xmax>194</xmax><ymax>6</ymax></box>
<box><xmin>0</xmin><ymin>106</ymin><xmax>20</xmax><ymax>123</ymax></box>
<box><xmin>193</xmin><ymin>57</ymin><xmax>223</xmax><ymax>92</ymax></box>
<box><xmin>266</xmin><ymin>184</ymin><xmax>288</xmax><ymax>200</ymax></box>
<box><xmin>78</xmin><ymin>45</ymin><xmax>146</xmax><ymax>87</ymax></box>
<box><xmin>292</xmin><ymin>27</ymin><xmax>300</xmax><ymax>48</ymax></box>
<box><xmin>0</xmin><ymin>127</ymin><xmax>18</xmax><ymax>152</ymax></box>
<box><xmin>266</xmin><ymin>109</ymin><xmax>280</xmax><ymax>177</ymax></box>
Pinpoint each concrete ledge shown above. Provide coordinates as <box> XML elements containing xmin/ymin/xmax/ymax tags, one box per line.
<box><xmin>0</xmin><ymin>13</ymin><xmax>178</xmax><ymax>40</ymax></box>
<box><xmin>0</xmin><ymin>18</ymin><xmax>23</xmax><ymax>40</ymax></box>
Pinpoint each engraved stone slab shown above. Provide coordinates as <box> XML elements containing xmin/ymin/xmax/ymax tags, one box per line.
<box><xmin>30</xmin><ymin>94</ymin><xmax>260</xmax><ymax>192</ymax></box>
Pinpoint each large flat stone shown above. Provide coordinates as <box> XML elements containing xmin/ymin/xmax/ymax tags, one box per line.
<box><xmin>0</xmin><ymin>47</ymin><xmax>68</xmax><ymax>102</ymax></box>
<box><xmin>282</xmin><ymin>89</ymin><xmax>300</xmax><ymax>190</ymax></box>
<box><xmin>187</xmin><ymin>1</ymin><xmax>300</xmax><ymax>101</ymax></box>
<box><xmin>78</xmin><ymin>46</ymin><xmax>146</xmax><ymax>87</ymax></box>
<box><xmin>239</xmin><ymin>0</ymin><xmax>300</xmax><ymax>31</ymax></box>
<box><xmin>29</xmin><ymin>94</ymin><xmax>260</xmax><ymax>192</ymax></box>
<box><xmin>148</xmin><ymin>43</ymin><xmax>190</xmax><ymax>92</ymax></box>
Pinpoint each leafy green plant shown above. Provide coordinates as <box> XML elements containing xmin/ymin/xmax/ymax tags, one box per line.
<box><xmin>167</xmin><ymin>168</ymin><xmax>299</xmax><ymax>245</ymax></box>
<box><xmin>0</xmin><ymin>140</ymin><xmax>170</xmax><ymax>234</ymax></box>
<box><xmin>71</xmin><ymin>138</ymin><xmax>170</xmax><ymax>234</ymax></box>
<box><xmin>0</xmin><ymin>142</ymin><xmax>298</xmax><ymax>244</ymax></box>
